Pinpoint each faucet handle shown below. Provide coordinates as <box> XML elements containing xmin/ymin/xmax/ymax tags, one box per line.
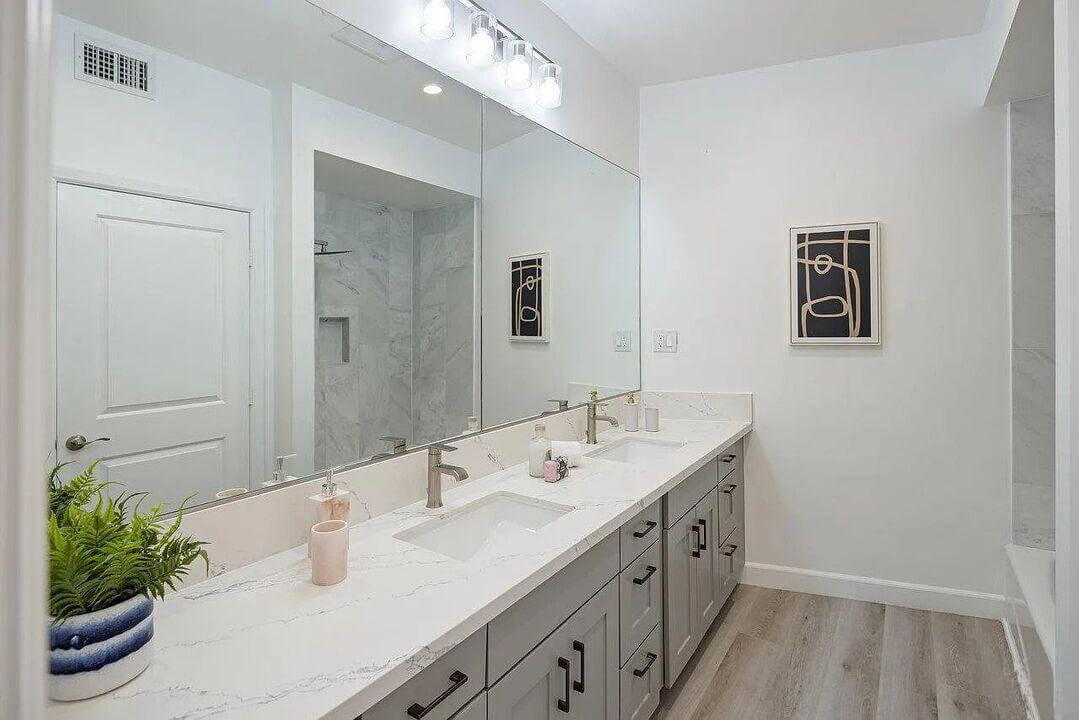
<box><xmin>547</xmin><ymin>399</ymin><xmax>569</xmax><ymax>411</ymax></box>
<box><xmin>274</xmin><ymin>453</ymin><xmax>297</xmax><ymax>471</ymax></box>
<box><xmin>428</xmin><ymin>442</ymin><xmax>458</xmax><ymax>453</ymax></box>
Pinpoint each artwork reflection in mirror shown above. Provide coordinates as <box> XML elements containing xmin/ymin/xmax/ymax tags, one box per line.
<box><xmin>50</xmin><ymin>0</ymin><xmax>481</xmax><ymax>511</ymax></box>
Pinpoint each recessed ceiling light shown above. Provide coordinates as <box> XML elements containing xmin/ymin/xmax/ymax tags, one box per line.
<box><xmin>423</xmin><ymin>83</ymin><xmax>443</xmax><ymax>95</ymax></box>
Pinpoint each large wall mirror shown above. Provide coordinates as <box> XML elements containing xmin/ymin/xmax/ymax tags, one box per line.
<box><xmin>50</xmin><ymin>0</ymin><xmax>639</xmax><ymax>513</ymax></box>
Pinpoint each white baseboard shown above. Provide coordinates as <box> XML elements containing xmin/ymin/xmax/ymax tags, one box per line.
<box><xmin>743</xmin><ymin>562</ymin><xmax>1006</xmax><ymax>619</ymax></box>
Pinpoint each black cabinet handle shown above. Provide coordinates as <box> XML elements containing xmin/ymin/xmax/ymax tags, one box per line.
<box><xmin>572</xmin><ymin>641</ymin><xmax>585</xmax><ymax>693</ymax></box>
<box><xmin>557</xmin><ymin>657</ymin><xmax>570</xmax><ymax>713</ymax></box>
<box><xmin>632</xmin><ymin>520</ymin><xmax>657</xmax><ymax>539</ymax></box>
<box><xmin>632</xmin><ymin>565</ymin><xmax>658</xmax><ymax>585</ymax></box>
<box><xmin>723</xmin><ymin>544</ymin><xmax>739</xmax><ymax>572</ymax></box>
<box><xmin>406</xmin><ymin>670</ymin><xmax>468</xmax><ymax>718</ymax></box>
<box><xmin>633</xmin><ymin>652</ymin><xmax>658</xmax><ymax>678</ymax></box>
<box><xmin>690</xmin><ymin>524</ymin><xmax>701</xmax><ymax>558</ymax></box>
<box><xmin>721</xmin><ymin>453</ymin><xmax>736</xmax><ymax>463</ymax></box>
<box><xmin>698</xmin><ymin>518</ymin><xmax>708</xmax><ymax>551</ymax></box>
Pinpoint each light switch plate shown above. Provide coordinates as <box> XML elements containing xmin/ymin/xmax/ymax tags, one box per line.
<box><xmin>613</xmin><ymin>330</ymin><xmax>632</xmax><ymax>352</ymax></box>
<box><xmin>652</xmin><ymin>329</ymin><xmax>678</xmax><ymax>353</ymax></box>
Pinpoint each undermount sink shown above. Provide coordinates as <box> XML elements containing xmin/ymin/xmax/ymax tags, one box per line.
<box><xmin>395</xmin><ymin>492</ymin><xmax>573</xmax><ymax>562</ymax></box>
<box><xmin>587</xmin><ymin>437</ymin><xmax>685</xmax><ymax>464</ymax></box>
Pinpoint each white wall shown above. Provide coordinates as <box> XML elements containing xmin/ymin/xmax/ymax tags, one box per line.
<box><xmin>289</xmin><ymin>84</ymin><xmax>480</xmax><ymax>473</ymax></box>
<box><xmin>641</xmin><ymin>36</ymin><xmax>1011</xmax><ymax>603</ymax></box>
<box><xmin>51</xmin><ymin>14</ymin><xmax>272</xmax><ymax>210</ymax></box>
<box><xmin>308</xmin><ymin>0</ymin><xmax>639</xmax><ymax>173</ymax></box>
<box><xmin>481</xmin><ymin>128</ymin><xmax>639</xmax><ymax>426</ymax></box>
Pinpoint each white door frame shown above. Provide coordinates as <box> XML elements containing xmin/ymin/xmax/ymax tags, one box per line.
<box><xmin>1</xmin><ymin>0</ymin><xmax>52</xmax><ymax>717</ymax></box>
<box><xmin>49</xmin><ymin>167</ymin><xmax>274</xmax><ymax>492</ymax></box>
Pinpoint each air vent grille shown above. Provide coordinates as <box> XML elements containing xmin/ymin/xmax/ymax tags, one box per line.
<box><xmin>75</xmin><ymin>34</ymin><xmax>154</xmax><ymax>99</ymax></box>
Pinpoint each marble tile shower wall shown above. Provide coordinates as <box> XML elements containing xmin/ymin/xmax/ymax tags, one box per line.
<box><xmin>413</xmin><ymin>202</ymin><xmax>476</xmax><ymax>445</ymax></box>
<box><xmin>314</xmin><ymin>191</ymin><xmax>415</xmax><ymax>469</ymax></box>
<box><xmin>1011</xmin><ymin>96</ymin><xmax>1055</xmax><ymax>550</ymax></box>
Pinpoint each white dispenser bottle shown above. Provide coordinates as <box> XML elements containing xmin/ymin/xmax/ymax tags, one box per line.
<box><xmin>529</xmin><ymin>423</ymin><xmax>551</xmax><ymax>478</ymax></box>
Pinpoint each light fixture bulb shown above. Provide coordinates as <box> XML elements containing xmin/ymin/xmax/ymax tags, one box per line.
<box><xmin>466</xmin><ymin>28</ymin><xmax>495</xmax><ymax>66</ymax></box>
<box><xmin>537</xmin><ymin>76</ymin><xmax>562</xmax><ymax>108</ymax></box>
<box><xmin>420</xmin><ymin>0</ymin><xmax>453</xmax><ymax>40</ymax></box>
<box><xmin>423</xmin><ymin>83</ymin><xmax>443</xmax><ymax>95</ymax></box>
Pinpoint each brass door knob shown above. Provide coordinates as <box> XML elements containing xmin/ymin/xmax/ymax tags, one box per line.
<box><xmin>65</xmin><ymin>435</ymin><xmax>110</xmax><ymax>451</ymax></box>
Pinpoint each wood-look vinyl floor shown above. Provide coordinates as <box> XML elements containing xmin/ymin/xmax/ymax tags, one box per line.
<box><xmin>654</xmin><ymin>585</ymin><xmax>1028</xmax><ymax>720</ymax></box>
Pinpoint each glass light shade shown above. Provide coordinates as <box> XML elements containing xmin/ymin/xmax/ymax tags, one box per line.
<box><xmin>466</xmin><ymin>11</ymin><xmax>497</xmax><ymax>67</ymax></box>
<box><xmin>420</xmin><ymin>0</ymin><xmax>454</xmax><ymax>40</ymax></box>
<box><xmin>536</xmin><ymin>62</ymin><xmax>562</xmax><ymax>108</ymax></box>
<box><xmin>504</xmin><ymin>39</ymin><xmax>533</xmax><ymax>90</ymax></box>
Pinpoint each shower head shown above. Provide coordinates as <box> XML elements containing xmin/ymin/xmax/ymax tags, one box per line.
<box><xmin>314</xmin><ymin>239</ymin><xmax>352</xmax><ymax>256</ymax></box>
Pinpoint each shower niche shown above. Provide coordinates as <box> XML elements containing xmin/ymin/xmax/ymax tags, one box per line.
<box><xmin>313</xmin><ymin>152</ymin><xmax>479</xmax><ymax>470</ymax></box>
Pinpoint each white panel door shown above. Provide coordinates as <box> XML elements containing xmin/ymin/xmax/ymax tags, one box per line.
<box><xmin>56</xmin><ymin>184</ymin><xmax>251</xmax><ymax>509</ymax></box>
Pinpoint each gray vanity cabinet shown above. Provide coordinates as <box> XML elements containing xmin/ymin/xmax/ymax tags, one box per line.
<box><xmin>488</xmin><ymin>579</ymin><xmax>619</xmax><ymax>720</ymax></box>
<box><xmin>663</xmin><ymin>476</ymin><xmax>724</xmax><ymax>686</ymax></box>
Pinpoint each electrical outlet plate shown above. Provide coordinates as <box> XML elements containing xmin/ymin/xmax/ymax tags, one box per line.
<box><xmin>613</xmin><ymin>330</ymin><xmax>632</xmax><ymax>352</ymax></box>
<box><xmin>652</xmin><ymin>329</ymin><xmax>678</xmax><ymax>353</ymax></box>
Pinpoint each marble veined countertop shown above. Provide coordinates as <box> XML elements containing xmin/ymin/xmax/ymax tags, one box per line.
<box><xmin>48</xmin><ymin>419</ymin><xmax>751</xmax><ymax>720</ymax></box>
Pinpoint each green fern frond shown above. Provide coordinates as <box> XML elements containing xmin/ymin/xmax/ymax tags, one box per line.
<box><xmin>46</xmin><ymin>463</ymin><xmax>211</xmax><ymax>622</ymax></box>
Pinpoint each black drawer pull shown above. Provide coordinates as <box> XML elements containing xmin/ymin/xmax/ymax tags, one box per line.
<box><xmin>721</xmin><ymin>453</ymin><xmax>736</xmax><ymax>463</ymax></box>
<box><xmin>632</xmin><ymin>520</ymin><xmax>657</xmax><ymax>539</ymax></box>
<box><xmin>723</xmin><ymin>544</ymin><xmax>739</xmax><ymax>572</ymax></box>
<box><xmin>633</xmin><ymin>652</ymin><xmax>658</xmax><ymax>678</ymax></box>
<box><xmin>557</xmin><ymin>657</ymin><xmax>570</xmax><ymax>713</ymax></box>
<box><xmin>632</xmin><ymin>565</ymin><xmax>657</xmax><ymax>585</ymax></box>
<box><xmin>690</xmin><ymin>525</ymin><xmax>701</xmax><ymax>558</ymax></box>
<box><xmin>698</xmin><ymin>518</ymin><xmax>708</xmax><ymax>551</ymax></box>
<box><xmin>572</xmin><ymin>640</ymin><xmax>585</xmax><ymax>693</ymax></box>
<box><xmin>406</xmin><ymin>670</ymin><xmax>468</xmax><ymax>718</ymax></box>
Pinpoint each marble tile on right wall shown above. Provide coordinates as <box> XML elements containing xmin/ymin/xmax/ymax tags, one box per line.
<box><xmin>1012</xmin><ymin>212</ymin><xmax>1055</xmax><ymax>354</ymax></box>
<box><xmin>1011</xmin><ymin>95</ymin><xmax>1055</xmax><ymax>215</ymax></box>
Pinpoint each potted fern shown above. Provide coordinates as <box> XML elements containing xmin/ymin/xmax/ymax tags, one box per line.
<box><xmin>47</xmin><ymin>462</ymin><xmax>209</xmax><ymax>701</ymax></box>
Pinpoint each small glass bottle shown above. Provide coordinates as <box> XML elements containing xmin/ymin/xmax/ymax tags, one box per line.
<box><xmin>528</xmin><ymin>422</ymin><xmax>551</xmax><ymax>478</ymax></box>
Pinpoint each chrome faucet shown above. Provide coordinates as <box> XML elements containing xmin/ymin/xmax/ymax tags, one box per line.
<box><xmin>371</xmin><ymin>435</ymin><xmax>407</xmax><ymax>460</ymax></box>
<box><xmin>542</xmin><ymin>399</ymin><xmax>570</xmax><ymax>415</ymax></box>
<box><xmin>426</xmin><ymin>443</ymin><xmax>469</xmax><ymax>509</ymax></box>
<box><xmin>586</xmin><ymin>400</ymin><xmax>619</xmax><ymax>444</ymax></box>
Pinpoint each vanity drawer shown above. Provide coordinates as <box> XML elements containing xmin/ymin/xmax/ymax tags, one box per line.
<box><xmin>363</xmin><ymin>628</ymin><xmax>485</xmax><ymax>720</ymax></box>
<box><xmin>664</xmin><ymin>457</ymin><xmax>719</xmax><ymax>527</ymax></box>
<box><xmin>619</xmin><ymin>499</ymin><xmax>662</xmax><ymax>569</ymax></box>
<box><xmin>619</xmin><ymin>622</ymin><xmax>663</xmax><ymax>720</ymax></box>
<box><xmin>718</xmin><ymin>525</ymin><xmax>745</xmax><ymax>610</ymax></box>
<box><xmin>618</xmin><ymin>538</ymin><xmax>663</xmax><ymax>666</ymax></box>
<box><xmin>718</xmin><ymin>439</ymin><xmax>743</xmax><ymax>482</ymax></box>
<box><xmin>488</xmin><ymin>531</ymin><xmax>619</xmax><ymax>683</ymax></box>
<box><xmin>717</xmin><ymin>472</ymin><xmax>744</xmax><ymax>544</ymax></box>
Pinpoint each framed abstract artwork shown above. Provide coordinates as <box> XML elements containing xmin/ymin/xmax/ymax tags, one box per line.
<box><xmin>510</xmin><ymin>251</ymin><xmax>550</xmax><ymax>342</ymax></box>
<box><xmin>789</xmin><ymin>222</ymin><xmax>880</xmax><ymax>345</ymax></box>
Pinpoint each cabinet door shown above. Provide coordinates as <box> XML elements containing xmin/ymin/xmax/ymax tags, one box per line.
<box><xmin>663</xmin><ymin>512</ymin><xmax>700</xmax><ymax>687</ymax></box>
<box><xmin>692</xmin><ymin>489</ymin><xmax>721</xmax><ymax>632</ymax></box>
<box><xmin>489</xmin><ymin>580</ymin><xmax>618</xmax><ymax>720</ymax></box>
<box><xmin>566</xmin><ymin>581</ymin><xmax>619</xmax><ymax>720</ymax></box>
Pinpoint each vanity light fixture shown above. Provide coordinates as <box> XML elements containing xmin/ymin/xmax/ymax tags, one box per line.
<box><xmin>420</xmin><ymin>0</ymin><xmax>454</xmax><ymax>40</ymax></box>
<box><xmin>422</xmin><ymin>83</ymin><xmax>443</xmax><ymax>95</ymax></box>
<box><xmin>466</xmin><ymin>10</ymin><xmax>497</xmax><ymax>67</ymax></box>
<box><xmin>536</xmin><ymin>62</ymin><xmax>562</xmax><ymax>108</ymax></box>
<box><xmin>504</xmin><ymin>39</ymin><xmax>533</xmax><ymax>90</ymax></box>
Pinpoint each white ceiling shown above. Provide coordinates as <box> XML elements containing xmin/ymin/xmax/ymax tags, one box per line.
<box><xmin>314</xmin><ymin>151</ymin><xmax>475</xmax><ymax>210</ymax></box>
<box><xmin>537</xmin><ymin>0</ymin><xmax>991</xmax><ymax>86</ymax></box>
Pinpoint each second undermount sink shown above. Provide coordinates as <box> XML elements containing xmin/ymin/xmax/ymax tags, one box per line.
<box><xmin>588</xmin><ymin>437</ymin><xmax>685</xmax><ymax>464</ymax></box>
<box><xmin>395</xmin><ymin>492</ymin><xmax>573</xmax><ymax>562</ymax></box>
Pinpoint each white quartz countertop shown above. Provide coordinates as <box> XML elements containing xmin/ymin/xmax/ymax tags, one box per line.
<box><xmin>48</xmin><ymin>419</ymin><xmax>750</xmax><ymax>720</ymax></box>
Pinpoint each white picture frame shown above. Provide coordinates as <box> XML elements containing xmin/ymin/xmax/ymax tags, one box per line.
<box><xmin>509</xmin><ymin>251</ymin><xmax>551</xmax><ymax>342</ymax></box>
<box><xmin>789</xmin><ymin>222</ymin><xmax>880</xmax><ymax>345</ymax></box>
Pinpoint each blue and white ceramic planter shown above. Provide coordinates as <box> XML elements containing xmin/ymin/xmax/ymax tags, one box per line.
<box><xmin>49</xmin><ymin>594</ymin><xmax>154</xmax><ymax>701</ymax></box>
